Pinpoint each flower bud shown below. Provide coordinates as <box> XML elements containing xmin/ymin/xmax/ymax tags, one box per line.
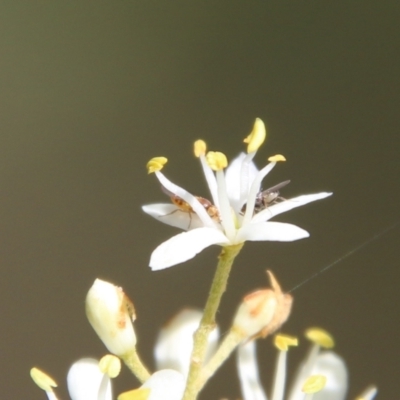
<box><xmin>86</xmin><ymin>279</ymin><xmax>137</xmax><ymax>356</ymax></box>
<box><xmin>233</xmin><ymin>271</ymin><xmax>292</xmax><ymax>340</ymax></box>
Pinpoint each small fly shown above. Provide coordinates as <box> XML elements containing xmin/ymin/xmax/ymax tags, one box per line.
<box><xmin>160</xmin><ymin>185</ymin><xmax>221</xmax><ymax>227</ymax></box>
<box><xmin>241</xmin><ymin>180</ymin><xmax>291</xmax><ymax>215</ymax></box>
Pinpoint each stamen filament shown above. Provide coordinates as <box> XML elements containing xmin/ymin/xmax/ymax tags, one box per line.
<box><xmin>155</xmin><ymin>171</ymin><xmax>215</xmax><ymax>228</ymax></box>
<box><xmin>199</xmin><ymin>154</ymin><xmax>220</xmax><ymax>208</ymax></box>
<box><xmin>98</xmin><ymin>374</ymin><xmax>110</xmax><ymax>400</ymax></box>
<box><xmin>303</xmin><ymin>344</ymin><xmax>321</xmax><ymax>377</ymax></box>
<box><xmin>271</xmin><ymin>350</ymin><xmax>287</xmax><ymax>400</ymax></box>
<box><xmin>216</xmin><ymin>170</ymin><xmax>235</xmax><ymax>239</ymax></box>
<box><xmin>237</xmin><ymin>341</ymin><xmax>267</xmax><ymax>400</ymax></box>
<box><xmin>356</xmin><ymin>385</ymin><xmax>378</xmax><ymax>400</ymax></box>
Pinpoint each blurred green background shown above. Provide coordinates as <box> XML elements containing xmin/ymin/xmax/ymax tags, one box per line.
<box><xmin>0</xmin><ymin>2</ymin><xmax>398</xmax><ymax>399</ymax></box>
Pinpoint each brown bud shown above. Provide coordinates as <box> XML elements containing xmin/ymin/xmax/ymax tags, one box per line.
<box><xmin>233</xmin><ymin>270</ymin><xmax>292</xmax><ymax>340</ymax></box>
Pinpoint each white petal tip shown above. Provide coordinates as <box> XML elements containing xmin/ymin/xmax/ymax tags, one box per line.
<box><xmin>149</xmin><ymin>228</ymin><xmax>229</xmax><ymax>270</ymax></box>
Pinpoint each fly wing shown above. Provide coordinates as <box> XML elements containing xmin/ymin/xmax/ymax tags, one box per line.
<box><xmin>263</xmin><ymin>180</ymin><xmax>291</xmax><ymax>194</ymax></box>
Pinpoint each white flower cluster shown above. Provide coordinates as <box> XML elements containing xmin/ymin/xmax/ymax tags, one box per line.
<box><xmin>30</xmin><ymin>119</ymin><xmax>376</xmax><ymax>400</ymax></box>
<box><xmin>31</xmin><ymin>279</ymin><xmax>377</xmax><ymax>400</ymax></box>
<box><xmin>31</xmin><ymin>275</ymin><xmax>377</xmax><ymax>400</ymax></box>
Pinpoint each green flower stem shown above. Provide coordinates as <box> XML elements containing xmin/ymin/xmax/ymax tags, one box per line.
<box><xmin>198</xmin><ymin>327</ymin><xmax>244</xmax><ymax>391</ymax></box>
<box><xmin>182</xmin><ymin>243</ymin><xmax>244</xmax><ymax>400</ymax></box>
<box><xmin>121</xmin><ymin>347</ymin><xmax>151</xmax><ymax>383</ymax></box>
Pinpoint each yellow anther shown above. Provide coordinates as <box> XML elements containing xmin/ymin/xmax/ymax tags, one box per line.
<box><xmin>268</xmin><ymin>154</ymin><xmax>286</xmax><ymax>162</ymax></box>
<box><xmin>243</xmin><ymin>118</ymin><xmax>267</xmax><ymax>153</ymax></box>
<box><xmin>146</xmin><ymin>157</ymin><xmax>168</xmax><ymax>174</ymax></box>
<box><xmin>99</xmin><ymin>354</ymin><xmax>121</xmax><ymax>378</ymax></box>
<box><xmin>274</xmin><ymin>334</ymin><xmax>298</xmax><ymax>351</ymax></box>
<box><xmin>118</xmin><ymin>388</ymin><xmax>151</xmax><ymax>400</ymax></box>
<box><xmin>30</xmin><ymin>367</ymin><xmax>58</xmax><ymax>392</ymax></box>
<box><xmin>302</xmin><ymin>375</ymin><xmax>327</xmax><ymax>394</ymax></box>
<box><xmin>305</xmin><ymin>327</ymin><xmax>335</xmax><ymax>349</ymax></box>
<box><xmin>194</xmin><ymin>140</ymin><xmax>207</xmax><ymax>157</ymax></box>
<box><xmin>206</xmin><ymin>151</ymin><xmax>228</xmax><ymax>171</ymax></box>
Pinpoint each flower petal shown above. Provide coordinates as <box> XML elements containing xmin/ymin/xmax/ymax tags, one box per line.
<box><xmin>251</xmin><ymin>192</ymin><xmax>333</xmax><ymax>223</ymax></box>
<box><xmin>236</xmin><ymin>341</ymin><xmax>267</xmax><ymax>400</ymax></box>
<box><xmin>141</xmin><ymin>370</ymin><xmax>185</xmax><ymax>400</ymax></box>
<box><xmin>149</xmin><ymin>228</ymin><xmax>229</xmax><ymax>270</ymax></box>
<box><xmin>288</xmin><ymin>351</ymin><xmax>348</xmax><ymax>400</ymax></box>
<box><xmin>199</xmin><ymin>154</ymin><xmax>220</xmax><ymax>207</ymax></box>
<box><xmin>67</xmin><ymin>358</ymin><xmax>112</xmax><ymax>400</ymax></box>
<box><xmin>242</xmin><ymin>161</ymin><xmax>276</xmax><ymax>223</ymax></box>
<box><xmin>142</xmin><ymin>204</ymin><xmax>204</xmax><ymax>231</ymax></box>
<box><xmin>225</xmin><ymin>153</ymin><xmax>259</xmax><ymax>211</ymax></box>
<box><xmin>46</xmin><ymin>392</ymin><xmax>59</xmax><ymax>400</ymax></box>
<box><xmin>236</xmin><ymin>221</ymin><xmax>309</xmax><ymax>243</ymax></box>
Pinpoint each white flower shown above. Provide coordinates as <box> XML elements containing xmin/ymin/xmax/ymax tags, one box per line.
<box><xmin>143</xmin><ymin>119</ymin><xmax>332</xmax><ymax>270</ymax></box>
<box><xmin>236</xmin><ymin>328</ymin><xmax>378</xmax><ymax>400</ymax></box>
<box><xmin>31</xmin><ymin>357</ymin><xmax>116</xmax><ymax>400</ymax></box>
<box><xmin>32</xmin><ymin>357</ymin><xmax>184</xmax><ymax>400</ymax></box>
